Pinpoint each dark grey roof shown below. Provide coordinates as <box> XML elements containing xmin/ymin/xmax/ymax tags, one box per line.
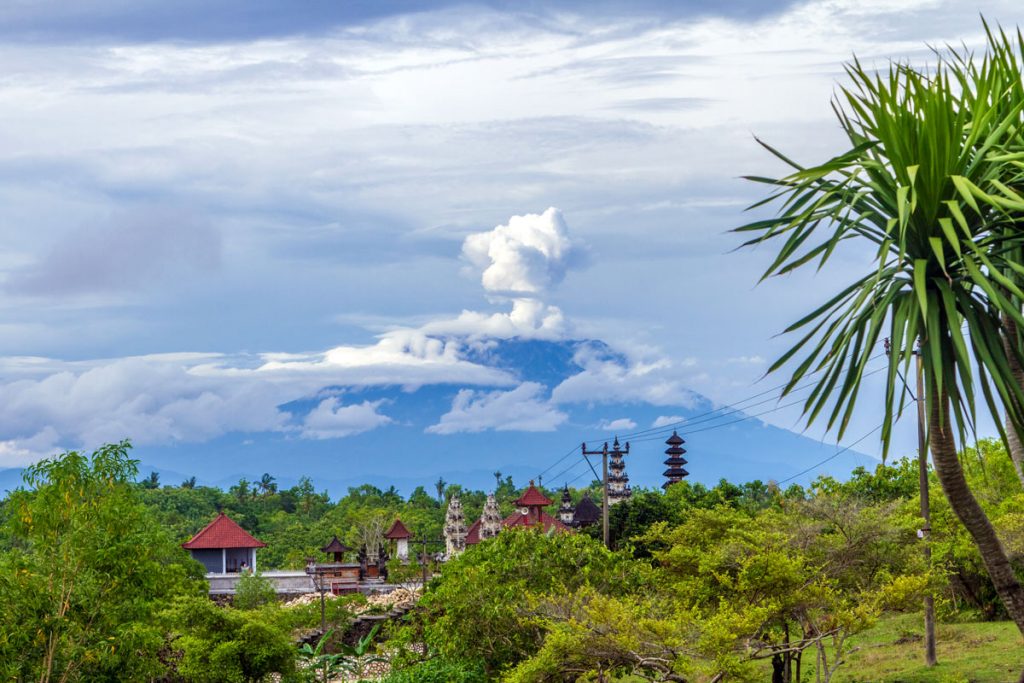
<box><xmin>573</xmin><ymin>493</ymin><xmax>602</xmax><ymax>525</ymax></box>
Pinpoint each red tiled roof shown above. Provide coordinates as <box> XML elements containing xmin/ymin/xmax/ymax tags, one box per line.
<box><xmin>465</xmin><ymin>519</ymin><xmax>482</xmax><ymax>545</ymax></box>
<box><xmin>514</xmin><ymin>481</ymin><xmax>553</xmax><ymax>507</ymax></box>
<box><xmin>384</xmin><ymin>519</ymin><xmax>412</xmax><ymax>539</ymax></box>
<box><xmin>182</xmin><ymin>513</ymin><xmax>266</xmax><ymax>550</ymax></box>
<box><xmin>502</xmin><ymin>509</ymin><xmax>569</xmax><ymax>533</ymax></box>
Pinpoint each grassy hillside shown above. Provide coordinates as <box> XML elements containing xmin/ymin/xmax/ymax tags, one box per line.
<box><xmin>826</xmin><ymin>614</ymin><xmax>1023</xmax><ymax>683</ymax></box>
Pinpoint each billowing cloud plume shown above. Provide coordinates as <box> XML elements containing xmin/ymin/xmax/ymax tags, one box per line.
<box><xmin>462</xmin><ymin>207</ymin><xmax>580</xmax><ymax>296</ymax></box>
<box><xmin>301</xmin><ymin>398</ymin><xmax>392</xmax><ymax>439</ymax></box>
<box><xmin>426</xmin><ymin>382</ymin><xmax>567</xmax><ymax>434</ymax></box>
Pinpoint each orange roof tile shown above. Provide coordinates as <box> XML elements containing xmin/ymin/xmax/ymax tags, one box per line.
<box><xmin>182</xmin><ymin>513</ymin><xmax>266</xmax><ymax>550</ymax></box>
<box><xmin>514</xmin><ymin>481</ymin><xmax>553</xmax><ymax>507</ymax></box>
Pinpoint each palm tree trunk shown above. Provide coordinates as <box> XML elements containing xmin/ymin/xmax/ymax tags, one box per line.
<box><xmin>1001</xmin><ymin>312</ymin><xmax>1024</xmax><ymax>487</ymax></box>
<box><xmin>929</xmin><ymin>386</ymin><xmax>1024</xmax><ymax>636</ymax></box>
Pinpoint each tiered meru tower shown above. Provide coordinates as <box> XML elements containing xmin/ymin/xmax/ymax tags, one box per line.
<box><xmin>663</xmin><ymin>431</ymin><xmax>689</xmax><ymax>488</ymax></box>
<box><xmin>558</xmin><ymin>485</ymin><xmax>575</xmax><ymax>525</ymax></box>
<box><xmin>607</xmin><ymin>437</ymin><xmax>631</xmax><ymax>505</ymax></box>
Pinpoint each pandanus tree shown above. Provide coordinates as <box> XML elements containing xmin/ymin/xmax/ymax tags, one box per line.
<box><xmin>736</xmin><ymin>29</ymin><xmax>1024</xmax><ymax>645</ymax></box>
<box><xmin>948</xmin><ymin>25</ymin><xmax>1024</xmax><ymax>485</ymax></box>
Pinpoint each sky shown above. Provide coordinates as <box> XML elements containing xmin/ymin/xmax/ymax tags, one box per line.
<box><xmin>0</xmin><ymin>0</ymin><xmax>1020</xmax><ymax>491</ymax></box>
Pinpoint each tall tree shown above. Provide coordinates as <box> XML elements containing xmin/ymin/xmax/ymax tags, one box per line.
<box><xmin>435</xmin><ymin>477</ymin><xmax>447</xmax><ymax>502</ymax></box>
<box><xmin>736</xmin><ymin>29</ymin><xmax>1024</xmax><ymax>651</ymax></box>
<box><xmin>0</xmin><ymin>442</ymin><xmax>203</xmax><ymax>681</ymax></box>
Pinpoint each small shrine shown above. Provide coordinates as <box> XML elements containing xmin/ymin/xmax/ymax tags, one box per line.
<box><xmin>385</xmin><ymin>518</ymin><xmax>413</xmax><ymax>561</ymax></box>
<box><xmin>306</xmin><ymin>536</ymin><xmax>361</xmax><ymax>594</ymax></box>
<box><xmin>182</xmin><ymin>512</ymin><xmax>266</xmax><ymax>574</ymax></box>
<box><xmin>322</xmin><ymin>535</ymin><xmax>351</xmax><ymax>562</ymax></box>
<box><xmin>607</xmin><ymin>438</ymin><xmax>632</xmax><ymax>505</ymax></box>
<box><xmin>663</xmin><ymin>431</ymin><xmax>689</xmax><ymax>488</ymax></box>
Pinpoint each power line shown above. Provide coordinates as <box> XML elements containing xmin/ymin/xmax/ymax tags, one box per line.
<box><xmin>776</xmin><ymin>423</ymin><xmax>884</xmax><ymax>485</ymax></box>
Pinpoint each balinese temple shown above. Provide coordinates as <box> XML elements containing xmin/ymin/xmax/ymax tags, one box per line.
<box><xmin>607</xmin><ymin>438</ymin><xmax>632</xmax><ymax>505</ymax></box>
<box><xmin>182</xmin><ymin>512</ymin><xmax>266</xmax><ymax>574</ymax></box>
<box><xmin>503</xmin><ymin>481</ymin><xmax>569</xmax><ymax>533</ymax></box>
<box><xmin>322</xmin><ymin>535</ymin><xmax>352</xmax><ymax>562</ymax></box>
<box><xmin>444</xmin><ymin>494</ymin><xmax>468</xmax><ymax>557</ymax></box>
<box><xmin>558</xmin><ymin>485</ymin><xmax>575</xmax><ymax>526</ymax></box>
<box><xmin>571</xmin><ymin>492</ymin><xmax>602</xmax><ymax>529</ymax></box>
<box><xmin>663</xmin><ymin>431</ymin><xmax>689</xmax><ymax>488</ymax></box>
<box><xmin>385</xmin><ymin>519</ymin><xmax>412</xmax><ymax>561</ymax></box>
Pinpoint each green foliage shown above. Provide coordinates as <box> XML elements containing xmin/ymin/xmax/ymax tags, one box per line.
<box><xmin>403</xmin><ymin>529</ymin><xmax>647</xmax><ymax>674</ymax></box>
<box><xmin>735</xmin><ymin>22</ymin><xmax>1024</xmax><ymax>455</ymax></box>
<box><xmin>234</xmin><ymin>571</ymin><xmax>278</xmax><ymax>610</ymax></box>
<box><xmin>163</xmin><ymin>596</ymin><xmax>296</xmax><ymax>683</ymax></box>
<box><xmin>0</xmin><ymin>442</ymin><xmax>205</xmax><ymax>683</ymax></box>
<box><xmin>381</xmin><ymin>656</ymin><xmax>487</xmax><ymax>683</ymax></box>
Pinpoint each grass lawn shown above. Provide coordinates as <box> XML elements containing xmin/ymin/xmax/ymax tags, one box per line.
<box><xmin>825</xmin><ymin>613</ymin><xmax>1023</xmax><ymax>683</ymax></box>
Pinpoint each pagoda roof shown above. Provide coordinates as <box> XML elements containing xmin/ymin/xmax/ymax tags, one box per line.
<box><xmin>514</xmin><ymin>481</ymin><xmax>553</xmax><ymax>507</ymax></box>
<box><xmin>465</xmin><ymin>519</ymin><xmax>482</xmax><ymax>545</ymax></box>
<box><xmin>322</xmin><ymin>535</ymin><xmax>352</xmax><ymax>554</ymax></box>
<box><xmin>573</xmin><ymin>493</ymin><xmax>602</xmax><ymax>524</ymax></box>
<box><xmin>502</xmin><ymin>509</ymin><xmax>569</xmax><ymax>532</ymax></box>
<box><xmin>182</xmin><ymin>513</ymin><xmax>266</xmax><ymax>550</ymax></box>
<box><xmin>665</xmin><ymin>431</ymin><xmax>684</xmax><ymax>446</ymax></box>
<box><xmin>385</xmin><ymin>519</ymin><xmax>412</xmax><ymax>539</ymax></box>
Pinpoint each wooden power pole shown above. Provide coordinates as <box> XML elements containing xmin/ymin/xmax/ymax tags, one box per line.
<box><xmin>582</xmin><ymin>442</ymin><xmax>611</xmax><ymax>548</ymax></box>
<box><xmin>916</xmin><ymin>351</ymin><xmax>938</xmax><ymax>666</ymax></box>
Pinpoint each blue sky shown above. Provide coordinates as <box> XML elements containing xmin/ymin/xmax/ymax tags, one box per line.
<box><xmin>0</xmin><ymin>0</ymin><xmax>1019</xmax><ymax>490</ymax></box>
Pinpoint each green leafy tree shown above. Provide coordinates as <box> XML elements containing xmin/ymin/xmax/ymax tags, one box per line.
<box><xmin>398</xmin><ymin>528</ymin><xmax>647</xmax><ymax>675</ymax></box>
<box><xmin>0</xmin><ymin>442</ymin><xmax>204</xmax><ymax>682</ymax></box>
<box><xmin>163</xmin><ymin>596</ymin><xmax>295</xmax><ymax>683</ymax></box>
<box><xmin>736</xmin><ymin>25</ymin><xmax>1024</xmax><ymax>636</ymax></box>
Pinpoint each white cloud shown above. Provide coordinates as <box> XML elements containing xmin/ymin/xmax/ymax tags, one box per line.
<box><xmin>462</xmin><ymin>208</ymin><xmax>581</xmax><ymax>296</ymax></box>
<box><xmin>301</xmin><ymin>398</ymin><xmax>392</xmax><ymax>439</ymax></box>
<box><xmin>600</xmin><ymin>417</ymin><xmax>636</xmax><ymax>431</ymax></box>
<box><xmin>427</xmin><ymin>382</ymin><xmax>567</xmax><ymax>434</ymax></box>
<box><xmin>420</xmin><ymin>298</ymin><xmax>568</xmax><ymax>340</ymax></box>
<box><xmin>552</xmin><ymin>344</ymin><xmax>704</xmax><ymax>408</ymax></box>
<box><xmin>652</xmin><ymin>415</ymin><xmax>685</xmax><ymax>428</ymax></box>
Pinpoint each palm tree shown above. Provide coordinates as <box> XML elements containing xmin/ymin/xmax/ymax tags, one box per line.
<box><xmin>493</xmin><ymin>470</ymin><xmax>502</xmax><ymax>490</ymax></box>
<box><xmin>435</xmin><ymin>477</ymin><xmax>446</xmax><ymax>502</ymax></box>
<box><xmin>259</xmin><ymin>473</ymin><xmax>277</xmax><ymax>496</ymax></box>
<box><xmin>736</xmin><ymin>35</ymin><xmax>1024</xmax><ymax>639</ymax></box>
<box><xmin>181</xmin><ymin>476</ymin><xmax>197</xmax><ymax>489</ymax></box>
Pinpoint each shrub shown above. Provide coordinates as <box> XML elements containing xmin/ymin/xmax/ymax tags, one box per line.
<box><xmin>234</xmin><ymin>571</ymin><xmax>277</xmax><ymax>610</ymax></box>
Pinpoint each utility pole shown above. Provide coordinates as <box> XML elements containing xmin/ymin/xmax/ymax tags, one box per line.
<box><xmin>582</xmin><ymin>441</ymin><xmax>611</xmax><ymax>548</ymax></box>
<box><xmin>916</xmin><ymin>349</ymin><xmax>937</xmax><ymax>666</ymax></box>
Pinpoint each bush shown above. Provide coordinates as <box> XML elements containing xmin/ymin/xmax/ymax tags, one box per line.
<box><xmin>234</xmin><ymin>571</ymin><xmax>277</xmax><ymax>610</ymax></box>
<box><xmin>163</xmin><ymin>596</ymin><xmax>296</xmax><ymax>683</ymax></box>
<box><xmin>381</xmin><ymin>657</ymin><xmax>486</xmax><ymax>683</ymax></box>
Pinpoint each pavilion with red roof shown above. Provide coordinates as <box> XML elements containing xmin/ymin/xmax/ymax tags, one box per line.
<box><xmin>502</xmin><ymin>481</ymin><xmax>569</xmax><ymax>533</ymax></box>
<box><xmin>182</xmin><ymin>512</ymin><xmax>266</xmax><ymax>574</ymax></box>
